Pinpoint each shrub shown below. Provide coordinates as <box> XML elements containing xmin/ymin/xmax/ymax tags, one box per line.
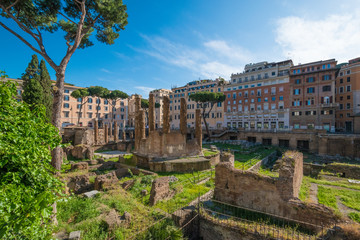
<box><xmin>0</xmin><ymin>80</ymin><xmax>62</xmax><ymax>239</ymax></box>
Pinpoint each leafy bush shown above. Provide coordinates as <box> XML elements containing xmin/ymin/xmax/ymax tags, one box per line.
<box><xmin>0</xmin><ymin>80</ymin><xmax>62</xmax><ymax>239</ymax></box>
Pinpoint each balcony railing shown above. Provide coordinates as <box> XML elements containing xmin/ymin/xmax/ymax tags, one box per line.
<box><xmin>321</xmin><ymin>103</ymin><xmax>339</xmax><ymax>108</ymax></box>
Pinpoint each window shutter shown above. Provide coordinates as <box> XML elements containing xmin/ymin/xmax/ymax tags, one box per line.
<box><xmin>330</xmin><ymin>96</ymin><xmax>333</xmax><ymax>103</ymax></box>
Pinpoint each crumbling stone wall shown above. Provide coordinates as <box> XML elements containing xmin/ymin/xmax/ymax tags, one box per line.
<box><xmin>304</xmin><ymin>162</ymin><xmax>360</xmax><ymax>179</ymax></box>
<box><xmin>214</xmin><ymin>151</ymin><xmax>336</xmax><ymax>228</ymax></box>
<box><xmin>149</xmin><ymin>177</ymin><xmax>174</xmax><ymax>206</ymax></box>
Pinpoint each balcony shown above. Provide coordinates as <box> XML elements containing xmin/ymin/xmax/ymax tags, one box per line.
<box><xmin>321</xmin><ymin>103</ymin><xmax>339</xmax><ymax>108</ymax></box>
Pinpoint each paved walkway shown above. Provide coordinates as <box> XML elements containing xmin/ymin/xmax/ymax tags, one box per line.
<box><xmin>94</xmin><ymin>151</ymin><xmax>127</xmax><ymax>159</ymax></box>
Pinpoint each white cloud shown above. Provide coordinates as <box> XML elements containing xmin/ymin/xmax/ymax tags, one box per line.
<box><xmin>135</xmin><ymin>86</ymin><xmax>155</xmax><ymax>97</ymax></box>
<box><xmin>100</xmin><ymin>68</ymin><xmax>112</xmax><ymax>74</ymax></box>
<box><xmin>276</xmin><ymin>12</ymin><xmax>360</xmax><ymax>63</ymax></box>
<box><xmin>137</xmin><ymin>34</ymin><xmax>252</xmax><ymax>79</ymax></box>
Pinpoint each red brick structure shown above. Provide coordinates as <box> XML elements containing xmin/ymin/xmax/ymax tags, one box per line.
<box><xmin>335</xmin><ymin>57</ymin><xmax>360</xmax><ymax>133</ymax></box>
<box><xmin>289</xmin><ymin>59</ymin><xmax>338</xmax><ymax>132</ymax></box>
<box><xmin>225</xmin><ymin>60</ymin><xmax>293</xmax><ymax>130</ymax></box>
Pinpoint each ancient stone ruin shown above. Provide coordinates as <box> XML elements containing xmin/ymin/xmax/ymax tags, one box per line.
<box><xmin>132</xmin><ymin>94</ymin><xmax>214</xmax><ymax>172</ymax></box>
<box><xmin>214</xmin><ymin>151</ymin><xmax>338</xmax><ymax>229</ymax></box>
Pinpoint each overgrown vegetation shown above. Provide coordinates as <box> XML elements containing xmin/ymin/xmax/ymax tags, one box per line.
<box><xmin>0</xmin><ymin>80</ymin><xmax>62</xmax><ymax>239</ymax></box>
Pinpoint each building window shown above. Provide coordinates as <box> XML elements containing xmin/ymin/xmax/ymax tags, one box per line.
<box><xmin>340</xmin><ymin>79</ymin><xmax>343</xmax><ymax>83</ymax></box>
<box><xmin>347</xmin><ymin>77</ymin><xmax>351</xmax><ymax>82</ymax></box>
<box><xmin>346</xmin><ymin>85</ymin><xmax>351</xmax><ymax>92</ymax></box>
<box><xmin>347</xmin><ymin>95</ymin><xmax>351</xmax><ymax>100</ymax></box>
<box><xmin>77</xmin><ymin>97</ymin><xmax>82</xmax><ymax>102</ymax></box>
<box><xmin>64</xmin><ymin>89</ymin><xmax>69</xmax><ymax>93</ymax></box>
<box><xmin>322</xmin><ymin>75</ymin><xmax>331</xmax><ymax>80</ymax></box>
<box><xmin>88</xmin><ymin>105</ymin><xmax>92</xmax><ymax>110</ymax></box>
<box><xmin>88</xmin><ymin>98</ymin><xmax>93</xmax><ymax>103</ymax></box>
<box><xmin>63</xmin><ymin>103</ymin><xmax>69</xmax><ymax>108</ymax></box>
<box><xmin>322</xmin><ymin>86</ymin><xmax>331</xmax><ymax>92</ymax></box>
<box><xmin>279</xmin><ymin>96</ymin><xmax>283</xmax><ymax>101</ymax></box>
<box><xmin>307</xmin><ymin>87</ymin><xmax>315</xmax><ymax>93</ymax></box>
<box><xmin>339</xmin><ymin>87</ymin><xmax>344</xmax><ymax>93</ymax></box>
<box><xmin>339</xmin><ymin>104</ymin><xmax>343</xmax><ymax>110</ymax></box>
<box><xmin>257</xmin><ymin>98</ymin><xmax>261</xmax><ymax>102</ymax></box>
<box><xmin>88</xmin><ymin>113</ymin><xmax>92</xmax><ymax>118</ymax></box>
<box><xmin>64</xmin><ymin>95</ymin><xmax>70</xmax><ymax>101</ymax></box>
<box><xmin>271</xmin><ymin>97</ymin><xmax>275</xmax><ymax>101</ymax></box>
<box><xmin>346</xmin><ymin>70</ymin><xmax>351</xmax><ymax>74</ymax></box>
<box><xmin>307</xmin><ymin>77</ymin><xmax>315</xmax><ymax>83</ymax></box>
<box><xmin>295</xmin><ymin>79</ymin><xmax>301</xmax><ymax>84</ymax></box>
<box><xmin>347</xmin><ymin>103</ymin><xmax>351</xmax><ymax>109</ymax></box>
<box><xmin>63</xmin><ymin>111</ymin><xmax>69</xmax><ymax>117</ymax></box>
<box><xmin>96</xmin><ymin>98</ymin><xmax>101</xmax><ymax>104</ymax></box>
<box><xmin>294</xmin><ymin>89</ymin><xmax>301</xmax><ymax>95</ymax></box>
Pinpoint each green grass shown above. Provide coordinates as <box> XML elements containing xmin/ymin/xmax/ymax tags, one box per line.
<box><xmin>203</xmin><ymin>143</ymin><xmax>245</xmax><ymax>151</ymax></box>
<box><xmin>57</xmin><ymin>196</ymin><xmax>101</xmax><ymax>226</ymax></box>
<box><xmin>258</xmin><ymin>167</ymin><xmax>279</xmax><ymax>178</ymax></box>
<box><xmin>317</xmin><ymin>186</ymin><xmax>338</xmax><ymax>210</ymax></box>
<box><xmin>203</xmin><ymin>149</ymin><xmax>218</xmax><ymax>157</ymax></box>
<box><xmin>317</xmin><ymin>185</ymin><xmax>360</xmax><ymax>219</ymax></box>
<box><xmin>348</xmin><ymin>212</ymin><xmax>360</xmax><ymax>223</ymax></box>
<box><xmin>299</xmin><ymin>177</ymin><xmax>311</xmax><ymax>201</ymax></box>
<box><xmin>155</xmin><ymin>180</ymin><xmax>213</xmax><ymax>213</ymax></box>
<box><xmin>306</xmin><ymin>176</ymin><xmax>360</xmax><ymax>191</ymax></box>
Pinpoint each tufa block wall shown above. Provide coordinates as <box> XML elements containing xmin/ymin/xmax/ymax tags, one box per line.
<box><xmin>214</xmin><ymin>151</ymin><xmax>336</xmax><ymax>228</ymax></box>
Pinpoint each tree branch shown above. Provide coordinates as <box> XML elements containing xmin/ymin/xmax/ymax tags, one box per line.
<box><xmin>5</xmin><ymin>0</ymin><xmax>19</xmax><ymax>11</ymax></box>
<box><xmin>58</xmin><ymin>12</ymin><xmax>77</xmax><ymax>25</ymax></box>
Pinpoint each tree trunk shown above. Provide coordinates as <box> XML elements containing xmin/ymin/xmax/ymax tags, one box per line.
<box><xmin>51</xmin><ymin>68</ymin><xmax>65</xmax><ymax>171</ymax></box>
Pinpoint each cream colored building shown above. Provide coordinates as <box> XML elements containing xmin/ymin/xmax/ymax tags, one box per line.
<box><xmin>150</xmin><ymin>88</ymin><xmax>172</xmax><ymax>128</ymax></box>
<box><xmin>169</xmin><ymin>79</ymin><xmax>225</xmax><ymax>131</ymax></box>
<box><xmin>3</xmin><ymin>78</ymin><xmax>128</xmax><ymax>129</ymax></box>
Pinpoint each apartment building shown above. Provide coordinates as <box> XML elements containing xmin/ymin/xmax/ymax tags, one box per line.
<box><xmin>170</xmin><ymin>79</ymin><xmax>225</xmax><ymax>130</ymax></box>
<box><xmin>224</xmin><ymin>60</ymin><xmax>293</xmax><ymax>130</ymax></box>
<box><xmin>289</xmin><ymin>59</ymin><xmax>338</xmax><ymax>132</ymax></box>
<box><xmin>335</xmin><ymin>57</ymin><xmax>360</xmax><ymax>133</ymax></box>
<box><xmin>149</xmin><ymin>89</ymin><xmax>172</xmax><ymax>128</ymax></box>
<box><xmin>3</xmin><ymin>78</ymin><xmax>128</xmax><ymax>128</ymax></box>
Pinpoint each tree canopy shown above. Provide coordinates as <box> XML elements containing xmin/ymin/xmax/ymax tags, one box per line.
<box><xmin>189</xmin><ymin>92</ymin><xmax>226</xmax><ymax>104</ymax></box>
<box><xmin>0</xmin><ymin>79</ymin><xmax>62</xmax><ymax>239</ymax></box>
<box><xmin>141</xmin><ymin>99</ymin><xmax>161</xmax><ymax>109</ymax></box>
<box><xmin>189</xmin><ymin>91</ymin><xmax>225</xmax><ymax>139</ymax></box>
<box><xmin>107</xmin><ymin>90</ymin><xmax>129</xmax><ymax>101</ymax></box>
<box><xmin>21</xmin><ymin>55</ymin><xmax>53</xmax><ymax>122</ymax></box>
<box><xmin>0</xmin><ymin>0</ymin><xmax>128</xmax><ymax>170</ymax></box>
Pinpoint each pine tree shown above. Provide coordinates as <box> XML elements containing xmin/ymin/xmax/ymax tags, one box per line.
<box><xmin>22</xmin><ymin>55</ymin><xmax>43</xmax><ymax>110</ymax></box>
<box><xmin>39</xmin><ymin>60</ymin><xmax>53</xmax><ymax>122</ymax></box>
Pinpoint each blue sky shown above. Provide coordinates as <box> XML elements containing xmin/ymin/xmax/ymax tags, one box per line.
<box><xmin>1</xmin><ymin>0</ymin><xmax>359</xmax><ymax>96</ymax></box>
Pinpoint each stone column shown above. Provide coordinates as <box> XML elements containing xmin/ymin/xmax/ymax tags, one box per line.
<box><xmin>135</xmin><ymin>110</ymin><xmax>146</xmax><ymax>150</ymax></box>
<box><xmin>104</xmin><ymin>124</ymin><xmax>108</xmax><ymax>143</ymax></box>
<box><xmin>149</xmin><ymin>93</ymin><xmax>155</xmax><ymax>132</ymax></box>
<box><xmin>122</xmin><ymin>128</ymin><xmax>126</xmax><ymax>141</ymax></box>
<box><xmin>114</xmin><ymin>121</ymin><xmax>118</xmax><ymax>142</ymax></box>
<box><xmin>195</xmin><ymin>109</ymin><xmax>202</xmax><ymax>148</ymax></box>
<box><xmin>162</xmin><ymin>96</ymin><xmax>170</xmax><ymax>134</ymax></box>
<box><xmin>135</xmin><ymin>95</ymin><xmax>141</xmax><ymax>112</ymax></box>
<box><xmin>140</xmin><ymin>110</ymin><xmax>146</xmax><ymax>139</ymax></box>
<box><xmin>180</xmin><ymin>98</ymin><xmax>187</xmax><ymax>135</ymax></box>
<box><xmin>94</xmin><ymin>119</ymin><xmax>98</xmax><ymax>144</ymax></box>
<box><xmin>108</xmin><ymin>124</ymin><xmax>112</xmax><ymax>142</ymax></box>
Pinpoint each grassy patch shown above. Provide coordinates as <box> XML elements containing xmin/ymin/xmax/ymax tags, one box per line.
<box><xmin>317</xmin><ymin>186</ymin><xmax>338</xmax><ymax>210</ymax></box>
<box><xmin>57</xmin><ymin>196</ymin><xmax>101</xmax><ymax>226</ymax></box>
<box><xmin>155</xmin><ymin>180</ymin><xmax>213</xmax><ymax>213</ymax></box>
<box><xmin>203</xmin><ymin>149</ymin><xmax>218</xmax><ymax>157</ymax></box>
<box><xmin>317</xmin><ymin>185</ymin><xmax>360</xmax><ymax>219</ymax></box>
<box><xmin>306</xmin><ymin>176</ymin><xmax>360</xmax><ymax>191</ymax></box>
<box><xmin>257</xmin><ymin>167</ymin><xmax>279</xmax><ymax>178</ymax></box>
<box><xmin>299</xmin><ymin>177</ymin><xmax>311</xmax><ymax>202</ymax></box>
<box><xmin>348</xmin><ymin>212</ymin><xmax>360</xmax><ymax>223</ymax></box>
